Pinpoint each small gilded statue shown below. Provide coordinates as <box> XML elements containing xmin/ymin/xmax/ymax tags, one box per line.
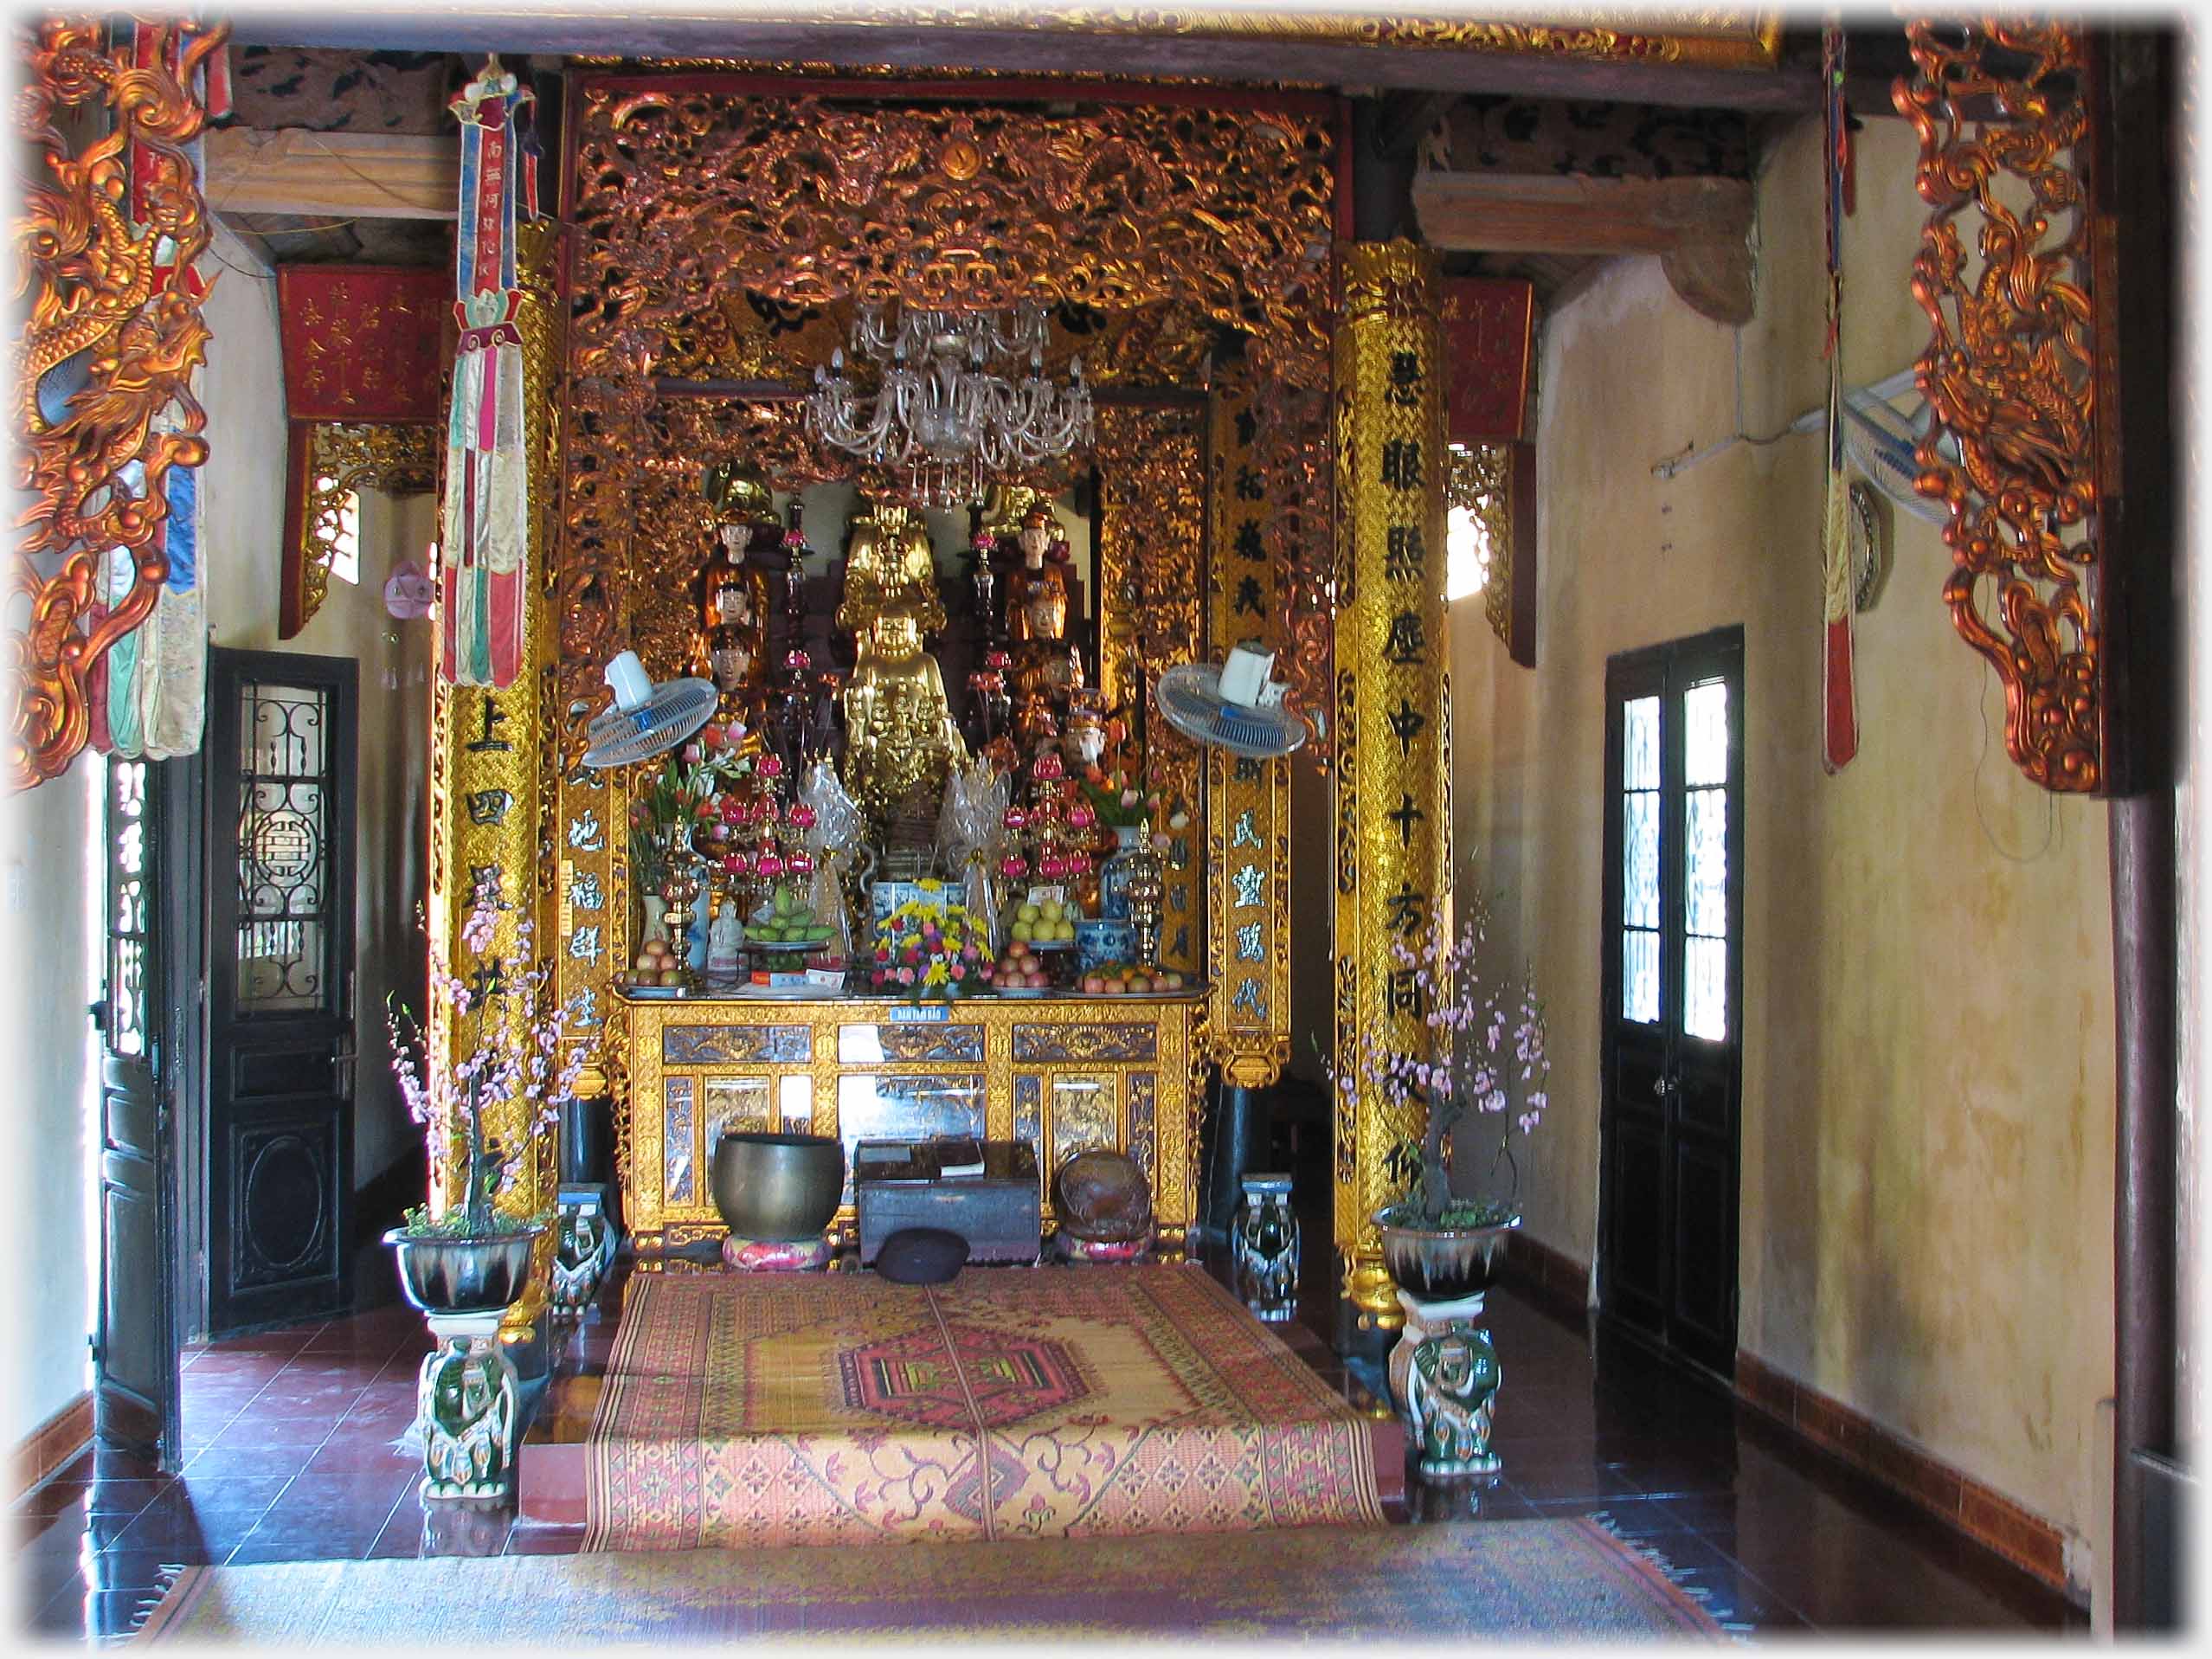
<box><xmin>694</xmin><ymin>463</ymin><xmax>775</xmax><ymax>710</ymax></box>
<box><xmin>1405</xmin><ymin>1326</ymin><xmax>1502</xmax><ymax>1478</ymax></box>
<box><xmin>836</xmin><ymin>493</ymin><xmax>965</xmax><ymax>831</ymax></box>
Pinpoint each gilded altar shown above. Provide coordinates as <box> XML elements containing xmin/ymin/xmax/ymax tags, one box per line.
<box><xmin>614</xmin><ymin>990</ymin><xmax>1208</xmax><ymax>1258</ymax></box>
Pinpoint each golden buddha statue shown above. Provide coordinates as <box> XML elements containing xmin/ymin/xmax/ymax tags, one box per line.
<box><xmin>842</xmin><ymin>604</ymin><xmax>968</xmax><ymax>830</ymax></box>
<box><xmin>837</xmin><ymin>493</ymin><xmax>963</xmax><ymax>829</ymax></box>
<box><xmin>836</xmin><ymin>494</ymin><xmax>946</xmax><ymax>640</ymax></box>
<box><xmin>981</xmin><ymin>483</ymin><xmax>1046</xmax><ymax>543</ymax></box>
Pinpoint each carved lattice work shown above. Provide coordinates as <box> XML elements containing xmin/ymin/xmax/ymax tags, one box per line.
<box><xmin>13</xmin><ymin>17</ymin><xmax>226</xmax><ymax>787</ymax></box>
<box><xmin>1895</xmin><ymin>18</ymin><xmax>2104</xmax><ymax>793</ymax></box>
<box><xmin>290</xmin><ymin>423</ymin><xmax>438</xmax><ymax>632</ymax></box>
<box><xmin>559</xmin><ymin>80</ymin><xmax>1340</xmax><ymax>762</ymax></box>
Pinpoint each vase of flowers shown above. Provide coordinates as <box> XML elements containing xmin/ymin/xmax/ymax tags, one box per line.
<box><xmin>384</xmin><ymin>881</ymin><xmax>589</xmax><ymax>1315</ymax></box>
<box><xmin>867</xmin><ymin>896</ymin><xmax>993</xmax><ymax>1001</ymax></box>
<box><xmin>627</xmin><ymin>721</ymin><xmax>754</xmax><ymax>967</ymax></box>
<box><xmin>1334</xmin><ymin>889</ymin><xmax>1550</xmax><ymax>1302</ymax></box>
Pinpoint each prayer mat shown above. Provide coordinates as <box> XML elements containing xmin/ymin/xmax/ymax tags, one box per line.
<box><xmin>135</xmin><ymin>1518</ymin><xmax>1727</xmax><ymax>1643</ymax></box>
<box><xmin>584</xmin><ymin>1263</ymin><xmax>1388</xmax><ymax>1549</ymax></box>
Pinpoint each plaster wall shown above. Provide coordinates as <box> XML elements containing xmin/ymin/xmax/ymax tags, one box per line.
<box><xmin>1450</xmin><ymin>116</ymin><xmax>2117</xmax><ymax>1575</ymax></box>
<box><xmin>0</xmin><ymin>763</ymin><xmax>102</xmax><ymax>1444</ymax></box>
<box><xmin>200</xmin><ymin>224</ymin><xmax>434</xmax><ymax>1193</ymax></box>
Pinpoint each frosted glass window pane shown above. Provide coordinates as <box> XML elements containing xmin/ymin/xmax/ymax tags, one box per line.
<box><xmin>1624</xmin><ymin>790</ymin><xmax>1660</xmax><ymax>929</ymax></box>
<box><xmin>1685</xmin><ymin>936</ymin><xmax>1728</xmax><ymax>1042</ymax></box>
<box><xmin>664</xmin><ymin>1077</ymin><xmax>695</xmax><ymax>1205</ymax></box>
<box><xmin>1684</xmin><ymin>680</ymin><xmax>1729</xmax><ymax>788</ymax></box>
<box><xmin>1686</xmin><ymin>787</ymin><xmax>1728</xmax><ymax>940</ymax></box>
<box><xmin>779</xmin><ymin>1075</ymin><xmax>813</xmax><ymax>1129</ymax></box>
<box><xmin>1624</xmin><ymin>695</ymin><xmax>1660</xmax><ymax>790</ymax></box>
<box><xmin>1624</xmin><ymin>929</ymin><xmax>1659</xmax><ymax>1024</ymax></box>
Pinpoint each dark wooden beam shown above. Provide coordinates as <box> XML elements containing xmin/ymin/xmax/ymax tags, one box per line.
<box><xmin>228</xmin><ymin>14</ymin><xmax>1818</xmax><ymax>111</ymax></box>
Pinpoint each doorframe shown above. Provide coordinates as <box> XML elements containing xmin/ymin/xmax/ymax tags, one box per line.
<box><xmin>1594</xmin><ymin>622</ymin><xmax>1746</xmax><ymax>1377</ymax></box>
<box><xmin>164</xmin><ymin>749</ymin><xmax>209</xmax><ymax>1345</ymax></box>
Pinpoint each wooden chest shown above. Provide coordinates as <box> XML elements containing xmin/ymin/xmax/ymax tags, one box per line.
<box><xmin>854</xmin><ymin>1139</ymin><xmax>1041</xmax><ymax>1266</ymax></box>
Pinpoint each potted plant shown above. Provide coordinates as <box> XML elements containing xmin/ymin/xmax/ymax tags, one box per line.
<box><xmin>1334</xmin><ymin>887</ymin><xmax>1550</xmax><ymax>1301</ymax></box>
<box><xmin>384</xmin><ymin>881</ymin><xmax>589</xmax><ymax>1315</ymax></box>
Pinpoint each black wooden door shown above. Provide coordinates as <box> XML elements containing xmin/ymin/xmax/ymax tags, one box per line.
<box><xmin>205</xmin><ymin>650</ymin><xmax>358</xmax><ymax>1335</ymax></box>
<box><xmin>1598</xmin><ymin>627</ymin><xmax>1744</xmax><ymax>1378</ymax></box>
<box><xmin>94</xmin><ymin>758</ymin><xmax>180</xmax><ymax>1465</ymax></box>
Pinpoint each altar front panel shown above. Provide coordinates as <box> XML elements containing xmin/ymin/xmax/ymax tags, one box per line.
<box><xmin>618</xmin><ymin>993</ymin><xmax>1206</xmax><ymax>1257</ymax></box>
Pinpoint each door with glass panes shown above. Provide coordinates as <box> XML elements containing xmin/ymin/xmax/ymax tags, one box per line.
<box><xmin>1598</xmin><ymin>627</ymin><xmax>1743</xmax><ymax>1377</ymax></box>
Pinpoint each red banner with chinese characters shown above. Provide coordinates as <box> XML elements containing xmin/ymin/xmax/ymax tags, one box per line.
<box><xmin>278</xmin><ymin>265</ymin><xmax>447</xmax><ymax>423</ymax></box>
<box><xmin>1441</xmin><ymin>277</ymin><xmax>1535</xmax><ymax>444</ymax></box>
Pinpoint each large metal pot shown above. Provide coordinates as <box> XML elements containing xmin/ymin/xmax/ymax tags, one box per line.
<box><xmin>1373</xmin><ymin>1207</ymin><xmax>1520</xmax><ymax>1301</ymax></box>
<box><xmin>385</xmin><ymin>1226</ymin><xmax>543</xmax><ymax>1316</ymax></box>
<box><xmin>712</xmin><ymin>1130</ymin><xmax>846</xmax><ymax>1242</ymax></box>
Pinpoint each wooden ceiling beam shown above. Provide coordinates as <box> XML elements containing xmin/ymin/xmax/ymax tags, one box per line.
<box><xmin>225</xmin><ymin>17</ymin><xmax>1817</xmax><ymax>112</ymax></box>
<box><xmin>205</xmin><ymin>128</ymin><xmax>455</xmax><ymax>221</ymax></box>
<box><xmin>1414</xmin><ymin>170</ymin><xmax>1756</xmax><ymax>325</ymax></box>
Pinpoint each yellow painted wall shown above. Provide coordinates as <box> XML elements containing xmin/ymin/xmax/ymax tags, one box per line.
<box><xmin>1450</xmin><ymin>117</ymin><xmax>2116</xmax><ymax>1579</ymax></box>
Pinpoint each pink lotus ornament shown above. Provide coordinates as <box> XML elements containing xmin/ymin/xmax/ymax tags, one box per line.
<box><xmin>1003</xmin><ymin>807</ymin><xmax>1029</xmax><ymax>831</ymax></box>
<box><xmin>728</xmin><ymin>851</ymin><xmax>755</xmax><ymax>877</ymax></box>
<box><xmin>1001</xmin><ymin>854</ymin><xmax>1030</xmax><ymax>879</ymax></box>
<box><xmin>788</xmin><ymin>849</ymin><xmax>815</xmax><ymax>875</ymax></box>
<box><xmin>756</xmin><ymin>852</ymin><xmax>786</xmax><ymax>879</ymax></box>
<box><xmin>760</xmin><ymin>753</ymin><xmax>784</xmax><ymax>779</ymax></box>
<box><xmin>789</xmin><ymin>804</ymin><xmax>817</xmax><ymax>830</ymax></box>
<box><xmin>1066</xmin><ymin>802</ymin><xmax>1096</xmax><ymax>830</ymax></box>
<box><xmin>1033</xmin><ymin>753</ymin><xmax>1065</xmax><ymax>781</ymax></box>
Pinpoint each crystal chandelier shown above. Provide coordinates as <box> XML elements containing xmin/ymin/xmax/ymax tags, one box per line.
<box><xmin>805</xmin><ymin>304</ymin><xmax>1096</xmax><ymax>508</ymax></box>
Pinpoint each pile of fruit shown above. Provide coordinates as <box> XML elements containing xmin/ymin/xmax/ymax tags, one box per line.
<box><xmin>622</xmin><ymin>936</ymin><xmax>687</xmax><ymax>989</ymax></box>
<box><xmin>1079</xmin><ymin>961</ymin><xmax>1187</xmax><ymax>996</ymax></box>
<box><xmin>992</xmin><ymin>943</ymin><xmax>1054</xmax><ymax>990</ymax></box>
<box><xmin>1009</xmin><ymin>897</ymin><xmax>1076</xmax><ymax>945</ymax></box>
<box><xmin>749</xmin><ymin>882</ymin><xmax>834</xmax><ymax>948</ymax></box>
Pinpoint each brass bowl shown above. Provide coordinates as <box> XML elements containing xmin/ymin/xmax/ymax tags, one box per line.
<box><xmin>711</xmin><ymin>1131</ymin><xmax>846</xmax><ymax>1242</ymax></box>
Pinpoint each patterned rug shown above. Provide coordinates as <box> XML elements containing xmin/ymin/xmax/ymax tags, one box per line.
<box><xmin>135</xmin><ymin>1519</ymin><xmax>1727</xmax><ymax>1643</ymax></box>
<box><xmin>585</xmin><ymin>1264</ymin><xmax>1387</xmax><ymax>1549</ymax></box>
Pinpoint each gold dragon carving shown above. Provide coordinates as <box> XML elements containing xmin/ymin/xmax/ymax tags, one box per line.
<box><xmin>1895</xmin><ymin>18</ymin><xmax>2104</xmax><ymax>794</ymax></box>
<box><xmin>13</xmin><ymin>16</ymin><xmax>225</xmax><ymax>788</ymax></box>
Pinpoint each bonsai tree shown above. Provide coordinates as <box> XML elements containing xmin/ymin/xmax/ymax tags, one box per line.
<box><xmin>388</xmin><ymin>880</ymin><xmax>588</xmax><ymax>1238</ymax></box>
<box><xmin>1335</xmin><ymin>887</ymin><xmax>1550</xmax><ymax>1229</ymax></box>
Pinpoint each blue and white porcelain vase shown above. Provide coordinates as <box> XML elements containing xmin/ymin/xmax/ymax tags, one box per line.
<box><xmin>1099</xmin><ymin>825</ymin><xmax>1145</xmax><ymax>921</ymax></box>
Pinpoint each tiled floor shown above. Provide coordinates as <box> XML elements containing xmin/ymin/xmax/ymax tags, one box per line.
<box><xmin>13</xmin><ymin>1252</ymin><xmax>2085</xmax><ymax>1643</ymax></box>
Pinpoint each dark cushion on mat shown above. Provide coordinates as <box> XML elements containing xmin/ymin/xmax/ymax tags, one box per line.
<box><xmin>874</xmin><ymin>1226</ymin><xmax>969</xmax><ymax>1284</ymax></box>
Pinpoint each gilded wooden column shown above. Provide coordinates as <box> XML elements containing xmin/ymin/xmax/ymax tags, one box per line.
<box><xmin>428</xmin><ymin>219</ymin><xmax>563</xmax><ymax>1339</ymax></box>
<box><xmin>1332</xmin><ymin>241</ymin><xmax>1451</xmax><ymax>1331</ymax></box>
<box><xmin>1204</xmin><ymin>378</ymin><xmax>1291</xmax><ymax>1089</ymax></box>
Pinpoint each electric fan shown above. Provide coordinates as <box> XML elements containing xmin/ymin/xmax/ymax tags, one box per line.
<box><xmin>580</xmin><ymin>650</ymin><xmax>719</xmax><ymax>768</ymax></box>
<box><xmin>1839</xmin><ymin>385</ymin><xmax>1953</xmax><ymax>528</ymax></box>
<box><xmin>1154</xmin><ymin>643</ymin><xmax>1309</xmax><ymax>759</ymax></box>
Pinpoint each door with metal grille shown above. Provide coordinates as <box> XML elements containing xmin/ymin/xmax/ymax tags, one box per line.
<box><xmin>205</xmin><ymin>650</ymin><xmax>358</xmax><ymax>1334</ymax></box>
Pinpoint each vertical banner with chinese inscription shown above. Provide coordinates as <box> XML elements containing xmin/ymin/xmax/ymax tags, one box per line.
<box><xmin>442</xmin><ymin>55</ymin><xmax>535</xmax><ymax>689</ymax></box>
<box><xmin>1333</xmin><ymin>242</ymin><xmax>1451</xmax><ymax>1331</ymax></box>
<box><xmin>427</xmin><ymin>220</ymin><xmax>561</xmax><ymax>1340</ymax></box>
<box><xmin>1205</xmin><ymin>379</ymin><xmax>1291</xmax><ymax>1089</ymax></box>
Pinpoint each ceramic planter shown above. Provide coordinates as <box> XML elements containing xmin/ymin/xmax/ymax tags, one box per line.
<box><xmin>1372</xmin><ymin>1206</ymin><xmax>1519</xmax><ymax>1301</ymax></box>
<box><xmin>385</xmin><ymin>1226</ymin><xmax>543</xmax><ymax>1317</ymax></box>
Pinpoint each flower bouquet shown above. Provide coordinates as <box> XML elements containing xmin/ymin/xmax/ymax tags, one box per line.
<box><xmin>1333</xmin><ymin>889</ymin><xmax>1550</xmax><ymax>1232</ymax></box>
<box><xmin>387</xmin><ymin>882</ymin><xmax>589</xmax><ymax>1240</ymax></box>
<box><xmin>867</xmin><ymin>896</ymin><xmax>994</xmax><ymax>1002</ymax></box>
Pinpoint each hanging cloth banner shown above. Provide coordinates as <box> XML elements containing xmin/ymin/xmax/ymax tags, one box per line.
<box><xmin>101</xmin><ymin>15</ymin><xmax>223</xmax><ymax>762</ymax></box>
<box><xmin>1819</xmin><ymin>22</ymin><xmax>1858</xmax><ymax>773</ymax></box>
<box><xmin>441</xmin><ymin>56</ymin><xmax>535</xmax><ymax>689</ymax></box>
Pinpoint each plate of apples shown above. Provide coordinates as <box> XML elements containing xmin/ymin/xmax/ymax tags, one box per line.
<box><xmin>992</xmin><ymin>942</ymin><xmax>1057</xmax><ymax>995</ymax></box>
